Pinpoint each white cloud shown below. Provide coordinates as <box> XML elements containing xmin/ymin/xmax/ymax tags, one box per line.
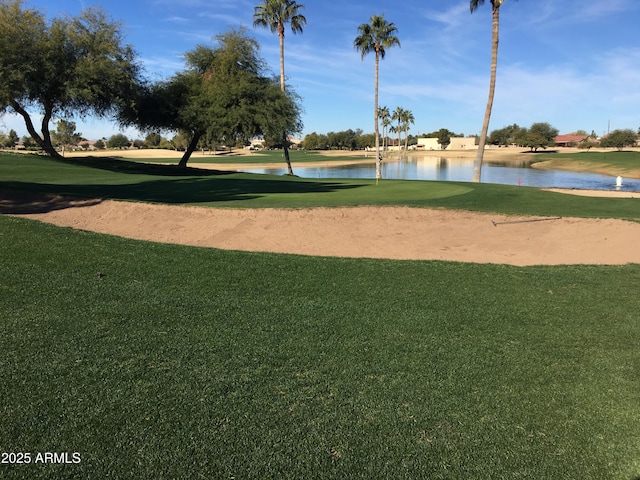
<box><xmin>423</xmin><ymin>2</ymin><xmax>470</xmax><ymax>29</ymax></box>
<box><xmin>161</xmin><ymin>16</ymin><xmax>189</xmax><ymax>24</ymax></box>
<box><xmin>578</xmin><ymin>0</ymin><xmax>635</xmax><ymax>21</ymax></box>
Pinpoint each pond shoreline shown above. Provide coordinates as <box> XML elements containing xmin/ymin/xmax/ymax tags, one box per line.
<box><xmin>61</xmin><ymin>146</ymin><xmax>640</xmax><ymax>181</ymax></box>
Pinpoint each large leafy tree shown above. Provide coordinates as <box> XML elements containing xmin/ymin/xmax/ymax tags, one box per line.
<box><xmin>107</xmin><ymin>133</ymin><xmax>130</xmax><ymax>150</ymax></box>
<box><xmin>470</xmin><ymin>0</ymin><xmax>512</xmax><ymax>182</ymax></box>
<box><xmin>488</xmin><ymin>123</ymin><xmax>523</xmax><ymax>146</ymax></box>
<box><xmin>600</xmin><ymin>129</ymin><xmax>638</xmax><ymax>151</ymax></box>
<box><xmin>1</xmin><ymin>129</ymin><xmax>19</xmax><ymax>148</ymax></box>
<box><xmin>354</xmin><ymin>14</ymin><xmax>400</xmax><ymax>180</ymax></box>
<box><xmin>515</xmin><ymin>122</ymin><xmax>559</xmax><ymax>151</ymax></box>
<box><xmin>122</xmin><ymin>29</ymin><xmax>301</xmax><ymax>168</ymax></box>
<box><xmin>0</xmin><ymin>0</ymin><xmax>141</xmax><ymax>158</ymax></box>
<box><xmin>253</xmin><ymin>0</ymin><xmax>306</xmax><ymax>175</ymax></box>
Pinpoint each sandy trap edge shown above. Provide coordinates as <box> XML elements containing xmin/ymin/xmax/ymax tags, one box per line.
<box><xmin>3</xmin><ymin>193</ymin><xmax>639</xmax><ymax>266</ymax></box>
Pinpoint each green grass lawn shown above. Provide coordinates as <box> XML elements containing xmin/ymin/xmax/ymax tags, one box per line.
<box><xmin>1</xmin><ymin>151</ymin><xmax>640</xmax><ymax>478</ymax></box>
<box><xmin>1</xmin><ymin>216</ymin><xmax>639</xmax><ymax>479</ymax></box>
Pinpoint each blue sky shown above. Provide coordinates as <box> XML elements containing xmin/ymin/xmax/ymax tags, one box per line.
<box><xmin>4</xmin><ymin>0</ymin><xmax>640</xmax><ymax>141</ymax></box>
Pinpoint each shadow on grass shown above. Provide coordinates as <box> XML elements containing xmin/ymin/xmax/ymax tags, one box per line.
<box><xmin>0</xmin><ymin>175</ymin><xmax>365</xmax><ymax>206</ymax></box>
<box><xmin>0</xmin><ymin>155</ymin><xmax>368</xmax><ymax>209</ymax></box>
<box><xmin>0</xmin><ymin>190</ymin><xmax>103</xmax><ymax>214</ymax></box>
<box><xmin>53</xmin><ymin>155</ymin><xmax>235</xmax><ymax>177</ymax></box>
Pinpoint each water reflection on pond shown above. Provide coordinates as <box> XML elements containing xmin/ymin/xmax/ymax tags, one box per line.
<box><xmin>241</xmin><ymin>156</ymin><xmax>640</xmax><ymax>192</ymax></box>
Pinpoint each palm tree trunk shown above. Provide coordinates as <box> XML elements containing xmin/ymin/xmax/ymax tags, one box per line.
<box><xmin>374</xmin><ymin>54</ymin><xmax>381</xmax><ymax>180</ymax></box>
<box><xmin>472</xmin><ymin>4</ymin><xmax>500</xmax><ymax>183</ymax></box>
<box><xmin>397</xmin><ymin>121</ymin><xmax>401</xmax><ymax>160</ymax></box>
<box><xmin>404</xmin><ymin>126</ymin><xmax>409</xmax><ymax>156</ymax></box>
<box><xmin>383</xmin><ymin>124</ymin><xmax>387</xmax><ymax>155</ymax></box>
<box><xmin>278</xmin><ymin>24</ymin><xmax>293</xmax><ymax>175</ymax></box>
<box><xmin>278</xmin><ymin>25</ymin><xmax>286</xmax><ymax>92</ymax></box>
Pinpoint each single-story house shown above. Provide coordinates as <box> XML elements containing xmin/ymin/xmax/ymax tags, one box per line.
<box><xmin>554</xmin><ymin>134</ymin><xmax>588</xmax><ymax>147</ymax></box>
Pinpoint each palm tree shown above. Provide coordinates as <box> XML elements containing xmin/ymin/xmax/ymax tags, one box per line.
<box><xmin>391</xmin><ymin>106</ymin><xmax>404</xmax><ymax>160</ymax></box>
<box><xmin>470</xmin><ymin>0</ymin><xmax>508</xmax><ymax>182</ymax></box>
<box><xmin>354</xmin><ymin>14</ymin><xmax>400</xmax><ymax>180</ymax></box>
<box><xmin>389</xmin><ymin>125</ymin><xmax>398</xmax><ymax>158</ymax></box>
<box><xmin>378</xmin><ymin>105</ymin><xmax>390</xmax><ymax>154</ymax></box>
<box><xmin>254</xmin><ymin>0</ymin><xmax>306</xmax><ymax>175</ymax></box>
<box><xmin>401</xmin><ymin>109</ymin><xmax>415</xmax><ymax>156</ymax></box>
<box><xmin>253</xmin><ymin>0</ymin><xmax>306</xmax><ymax>92</ymax></box>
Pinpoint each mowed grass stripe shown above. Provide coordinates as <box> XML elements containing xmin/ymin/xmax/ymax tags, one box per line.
<box><xmin>1</xmin><ymin>216</ymin><xmax>639</xmax><ymax>478</ymax></box>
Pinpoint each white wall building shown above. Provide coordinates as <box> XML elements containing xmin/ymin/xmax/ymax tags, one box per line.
<box><xmin>417</xmin><ymin>137</ymin><xmax>478</xmax><ymax>151</ymax></box>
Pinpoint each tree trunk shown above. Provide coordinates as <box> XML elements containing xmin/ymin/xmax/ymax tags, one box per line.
<box><xmin>278</xmin><ymin>23</ymin><xmax>286</xmax><ymax>92</ymax></box>
<box><xmin>278</xmin><ymin>23</ymin><xmax>294</xmax><ymax>176</ymax></box>
<box><xmin>39</xmin><ymin>109</ymin><xmax>58</xmax><ymax>157</ymax></box>
<box><xmin>374</xmin><ymin>53</ymin><xmax>381</xmax><ymax>181</ymax></box>
<box><xmin>472</xmin><ymin>4</ymin><xmax>500</xmax><ymax>183</ymax></box>
<box><xmin>404</xmin><ymin>126</ymin><xmax>409</xmax><ymax>157</ymax></box>
<box><xmin>382</xmin><ymin>124</ymin><xmax>387</xmax><ymax>155</ymax></box>
<box><xmin>11</xmin><ymin>101</ymin><xmax>61</xmax><ymax>158</ymax></box>
<box><xmin>397</xmin><ymin>121</ymin><xmax>401</xmax><ymax>160</ymax></box>
<box><xmin>178</xmin><ymin>132</ymin><xmax>202</xmax><ymax>168</ymax></box>
<box><xmin>283</xmin><ymin>141</ymin><xmax>294</xmax><ymax>175</ymax></box>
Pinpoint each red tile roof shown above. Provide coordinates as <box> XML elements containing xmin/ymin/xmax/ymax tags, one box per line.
<box><xmin>555</xmin><ymin>135</ymin><xmax>589</xmax><ymax>144</ymax></box>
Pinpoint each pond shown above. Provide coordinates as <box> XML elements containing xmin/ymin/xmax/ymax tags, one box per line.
<box><xmin>241</xmin><ymin>156</ymin><xmax>640</xmax><ymax>192</ymax></box>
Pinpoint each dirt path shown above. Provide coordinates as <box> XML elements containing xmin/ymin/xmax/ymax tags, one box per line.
<box><xmin>3</xmin><ymin>192</ymin><xmax>639</xmax><ymax>266</ymax></box>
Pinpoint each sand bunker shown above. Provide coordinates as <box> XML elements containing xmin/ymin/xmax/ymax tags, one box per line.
<box><xmin>3</xmin><ymin>192</ymin><xmax>639</xmax><ymax>266</ymax></box>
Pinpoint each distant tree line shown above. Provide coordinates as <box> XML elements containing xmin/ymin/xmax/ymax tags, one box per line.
<box><xmin>302</xmin><ymin>105</ymin><xmax>416</xmax><ymax>152</ymax></box>
<box><xmin>487</xmin><ymin>123</ymin><xmax>559</xmax><ymax>151</ymax></box>
<box><xmin>300</xmin><ymin>129</ymin><xmax>422</xmax><ymax>151</ymax></box>
<box><xmin>488</xmin><ymin>122</ymin><xmax>639</xmax><ymax>151</ymax></box>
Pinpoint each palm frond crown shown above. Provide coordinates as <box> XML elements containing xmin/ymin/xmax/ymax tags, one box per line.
<box><xmin>470</xmin><ymin>0</ymin><xmax>505</xmax><ymax>13</ymax></box>
<box><xmin>253</xmin><ymin>0</ymin><xmax>306</xmax><ymax>37</ymax></box>
<box><xmin>354</xmin><ymin>14</ymin><xmax>400</xmax><ymax>60</ymax></box>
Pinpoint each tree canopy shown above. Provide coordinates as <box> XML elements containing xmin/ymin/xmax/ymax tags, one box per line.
<box><xmin>515</xmin><ymin>122</ymin><xmax>559</xmax><ymax>151</ymax></box>
<box><xmin>51</xmin><ymin>120</ymin><xmax>82</xmax><ymax>156</ymax></box>
<box><xmin>121</xmin><ymin>28</ymin><xmax>302</xmax><ymax>167</ymax></box>
<box><xmin>0</xmin><ymin>129</ymin><xmax>19</xmax><ymax>148</ymax></box>
<box><xmin>422</xmin><ymin>128</ymin><xmax>463</xmax><ymax>149</ymax></box>
<box><xmin>600</xmin><ymin>129</ymin><xmax>638</xmax><ymax>151</ymax></box>
<box><xmin>107</xmin><ymin>133</ymin><xmax>130</xmax><ymax>149</ymax></box>
<box><xmin>0</xmin><ymin>0</ymin><xmax>142</xmax><ymax>158</ymax></box>
<box><xmin>488</xmin><ymin>123</ymin><xmax>523</xmax><ymax>146</ymax></box>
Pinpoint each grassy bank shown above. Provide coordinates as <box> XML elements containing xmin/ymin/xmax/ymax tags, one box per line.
<box><xmin>0</xmin><ymin>153</ymin><xmax>637</xmax><ymax>220</ymax></box>
<box><xmin>1</xmin><ymin>215</ymin><xmax>639</xmax><ymax>479</ymax></box>
<box><xmin>535</xmin><ymin>150</ymin><xmax>640</xmax><ymax>179</ymax></box>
